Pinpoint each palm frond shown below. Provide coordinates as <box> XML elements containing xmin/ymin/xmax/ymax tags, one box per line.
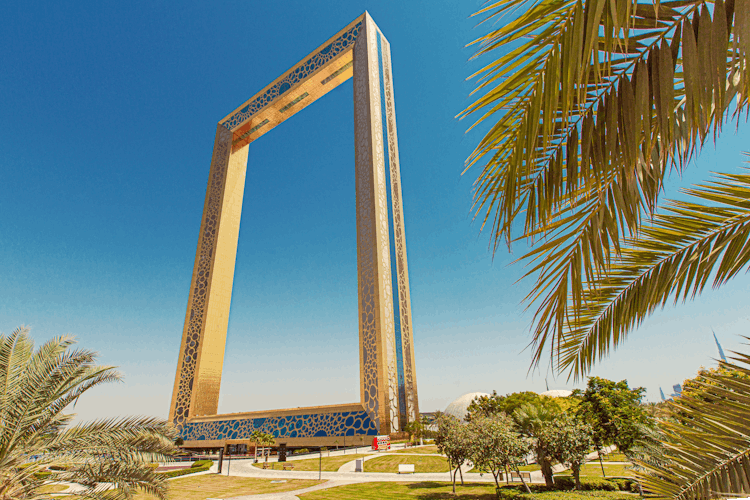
<box><xmin>636</xmin><ymin>346</ymin><xmax>750</xmax><ymax>499</ymax></box>
<box><xmin>556</xmin><ymin>166</ymin><xmax>750</xmax><ymax>378</ymax></box>
<box><xmin>0</xmin><ymin>327</ymin><xmax>177</xmax><ymax>500</ymax></box>
<box><xmin>461</xmin><ymin>0</ymin><xmax>750</xmax><ymax>375</ymax></box>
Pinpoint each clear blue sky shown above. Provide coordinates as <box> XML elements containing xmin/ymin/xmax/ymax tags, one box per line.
<box><xmin>2</xmin><ymin>0</ymin><xmax>749</xmax><ymax>422</ymax></box>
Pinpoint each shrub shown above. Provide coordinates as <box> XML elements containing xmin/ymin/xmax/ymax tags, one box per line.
<box><xmin>191</xmin><ymin>460</ymin><xmax>213</xmax><ymax>469</ymax></box>
<box><xmin>553</xmin><ymin>475</ymin><xmax>627</xmax><ymax>491</ymax></box>
<box><xmin>160</xmin><ymin>462</ymin><xmax>212</xmax><ymax>479</ymax></box>
<box><xmin>497</xmin><ymin>486</ymin><xmax>633</xmax><ymax>499</ymax></box>
<box><xmin>295</xmin><ymin>448</ymin><xmax>309</xmax><ymax>455</ymax></box>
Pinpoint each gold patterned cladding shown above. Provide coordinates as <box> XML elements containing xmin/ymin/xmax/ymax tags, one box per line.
<box><xmin>169</xmin><ymin>12</ymin><xmax>416</xmax><ymax>440</ymax></box>
<box><xmin>380</xmin><ymin>39</ymin><xmax>419</xmax><ymax>423</ymax></box>
<box><xmin>353</xmin><ymin>17</ymin><xmax>381</xmax><ymax>432</ymax></box>
<box><xmin>222</xmin><ymin>17</ymin><xmax>362</xmax><ymax>147</ymax></box>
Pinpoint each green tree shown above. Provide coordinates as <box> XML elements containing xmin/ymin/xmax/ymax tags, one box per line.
<box><xmin>404</xmin><ymin>417</ymin><xmax>426</xmax><ymax>445</ymax></box>
<box><xmin>467</xmin><ymin>391</ymin><xmax>566</xmax><ymax>421</ymax></box>
<box><xmin>574</xmin><ymin>377</ymin><xmax>649</xmax><ymax>467</ymax></box>
<box><xmin>251</xmin><ymin>430</ymin><xmax>275</xmax><ymax>464</ymax></box>
<box><xmin>461</xmin><ymin>0</ymin><xmax>750</xmax><ymax>380</ymax></box>
<box><xmin>635</xmin><ymin>347</ymin><xmax>750</xmax><ymax>499</ymax></box>
<box><xmin>467</xmin><ymin>414</ymin><xmax>533</xmax><ymax>493</ymax></box>
<box><xmin>681</xmin><ymin>365</ymin><xmax>750</xmax><ymax>400</ymax></box>
<box><xmin>513</xmin><ymin>402</ymin><xmax>561</xmax><ymax>488</ymax></box>
<box><xmin>435</xmin><ymin>414</ymin><xmax>472</xmax><ymax>493</ymax></box>
<box><xmin>0</xmin><ymin>327</ymin><xmax>176</xmax><ymax>500</ymax></box>
<box><xmin>545</xmin><ymin>415</ymin><xmax>593</xmax><ymax>489</ymax></box>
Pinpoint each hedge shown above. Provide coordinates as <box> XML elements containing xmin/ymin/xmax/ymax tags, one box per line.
<box><xmin>493</xmin><ymin>476</ymin><xmax>639</xmax><ymax>499</ymax></box>
<box><xmin>553</xmin><ymin>475</ymin><xmax>638</xmax><ymax>492</ymax></box>
<box><xmin>159</xmin><ymin>461</ymin><xmax>213</xmax><ymax>478</ymax></box>
<box><xmin>497</xmin><ymin>490</ymin><xmax>633</xmax><ymax>499</ymax></box>
<box><xmin>191</xmin><ymin>460</ymin><xmax>213</xmax><ymax>469</ymax></box>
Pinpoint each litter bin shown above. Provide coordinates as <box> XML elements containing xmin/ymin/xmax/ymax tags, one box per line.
<box><xmin>355</xmin><ymin>459</ymin><xmax>363</xmax><ymax>472</ymax></box>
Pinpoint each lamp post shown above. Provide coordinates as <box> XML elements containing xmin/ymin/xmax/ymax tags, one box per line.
<box><xmin>360</xmin><ymin>436</ymin><xmax>365</xmax><ymax>472</ymax></box>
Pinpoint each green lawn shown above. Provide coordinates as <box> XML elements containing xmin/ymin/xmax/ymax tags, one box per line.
<box><xmin>142</xmin><ymin>475</ymin><xmax>321</xmax><ymax>500</ymax></box>
<box><xmin>599</xmin><ymin>452</ymin><xmax>629</xmax><ymax>462</ymax></box>
<box><xmin>299</xmin><ymin>482</ymin><xmax>633</xmax><ymax>499</ymax></box>
<box><xmin>516</xmin><ymin>464</ymin><xmax>541</xmax><ymax>472</ymax></box>
<box><xmin>391</xmin><ymin>445</ymin><xmax>440</xmax><ymax>455</ymax></box>
<box><xmin>362</xmin><ymin>455</ymin><xmax>452</xmax><ymax>473</ymax></box>
<box><xmin>57</xmin><ymin>476</ymin><xmax>323</xmax><ymax>500</ymax></box>
<box><xmin>251</xmin><ymin>454</ymin><xmax>367</xmax><ymax>472</ymax></box>
<box><xmin>579</xmin><ymin>463</ymin><xmax>635</xmax><ymax>477</ymax></box>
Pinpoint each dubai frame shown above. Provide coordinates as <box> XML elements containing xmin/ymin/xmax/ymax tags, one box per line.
<box><xmin>169</xmin><ymin>13</ymin><xmax>419</xmax><ymax>449</ymax></box>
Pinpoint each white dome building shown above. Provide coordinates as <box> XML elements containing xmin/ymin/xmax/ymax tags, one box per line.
<box><xmin>539</xmin><ymin>389</ymin><xmax>573</xmax><ymax>398</ymax></box>
<box><xmin>444</xmin><ymin>392</ymin><xmax>490</xmax><ymax>421</ymax></box>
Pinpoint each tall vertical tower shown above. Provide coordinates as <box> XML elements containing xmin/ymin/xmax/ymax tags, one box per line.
<box><xmin>168</xmin><ymin>13</ymin><xmax>418</xmax><ymax>448</ymax></box>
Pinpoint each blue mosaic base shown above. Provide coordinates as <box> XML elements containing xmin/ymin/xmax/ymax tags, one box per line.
<box><xmin>180</xmin><ymin>410</ymin><xmax>378</xmax><ymax>441</ymax></box>
<box><xmin>223</xmin><ymin>21</ymin><xmax>362</xmax><ymax>131</ymax></box>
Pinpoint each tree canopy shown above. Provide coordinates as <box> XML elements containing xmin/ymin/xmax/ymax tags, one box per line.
<box><xmin>573</xmin><ymin>376</ymin><xmax>649</xmax><ymax>453</ymax></box>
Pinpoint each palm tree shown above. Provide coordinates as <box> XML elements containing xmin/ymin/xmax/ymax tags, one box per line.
<box><xmin>460</xmin><ymin>0</ymin><xmax>750</xmax><ymax>378</ymax></box>
<box><xmin>251</xmin><ymin>431</ymin><xmax>275</xmax><ymax>465</ymax></box>
<box><xmin>513</xmin><ymin>402</ymin><xmax>560</xmax><ymax>488</ymax></box>
<box><xmin>0</xmin><ymin>326</ymin><xmax>176</xmax><ymax>500</ymax></box>
<box><xmin>634</xmin><ymin>343</ymin><xmax>750</xmax><ymax>499</ymax></box>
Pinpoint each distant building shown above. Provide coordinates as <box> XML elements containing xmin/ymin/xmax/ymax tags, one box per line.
<box><xmin>444</xmin><ymin>392</ymin><xmax>490</xmax><ymax>421</ymax></box>
<box><xmin>714</xmin><ymin>332</ymin><xmax>727</xmax><ymax>362</ymax></box>
<box><xmin>540</xmin><ymin>389</ymin><xmax>572</xmax><ymax>398</ymax></box>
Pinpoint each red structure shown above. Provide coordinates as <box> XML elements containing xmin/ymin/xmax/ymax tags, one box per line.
<box><xmin>372</xmin><ymin>435</ymin><xmax>391</xmax><ymax>451</ymax></box>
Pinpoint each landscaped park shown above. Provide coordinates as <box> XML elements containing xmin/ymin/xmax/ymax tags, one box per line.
<box><xmin>4</xmin><ymin>0</ymin><xmax>750</xmax><ymax>497</ymax></box>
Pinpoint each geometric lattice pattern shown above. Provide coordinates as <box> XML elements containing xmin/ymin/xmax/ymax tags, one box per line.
<box><xmin>223</xmin><ymin>23</ymin><xmax>362</xmax><ymax>132</ymax></box>
<box><xmin>169</xmin><ymin>12</ymin><xmax>419</xmax><ymax>448</ymax></box>
<box><xmin>182</xmin><ymin>410</ymin><xmax>378</xmax><ymax>442</ymax></box>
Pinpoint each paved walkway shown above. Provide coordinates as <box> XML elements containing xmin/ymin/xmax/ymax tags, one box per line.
<box><xmin>52</xmin><ymin>444</ymin><xmax>622</xmax><ymax>500</ymax></box>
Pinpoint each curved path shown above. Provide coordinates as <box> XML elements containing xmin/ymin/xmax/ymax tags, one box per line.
<box><xmin>53</xmin><ymin>444</ymin><xmax>620</xmax><ymax>500</ymax></box>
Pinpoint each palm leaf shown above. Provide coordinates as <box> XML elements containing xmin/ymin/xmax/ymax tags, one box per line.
<box><xmin>0</xmin><ymin>327</ymin><xmax>177</xmax><ymax>500</ymax></box>
<box><xmin>557</xmin><ymin>164</ymin><xmax>750</xmax><ymax>378</ymax></box>
<box><xmin>636</xmin><ymin>346</ymin><xmax>750</xmax><ymax>499</ymax></box>
<box><xmin>461</xmin><ymin>0</ymin><xmax>750</xmax><ymax>376</ymax></box>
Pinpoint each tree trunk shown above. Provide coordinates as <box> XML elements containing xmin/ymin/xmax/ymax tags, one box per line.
<box><xmin>598</xmin><ymin>447</ymin><xmax>606</xmax><ymax>477</ymax></box>
<box><xmin>573</xmin><ymin>464</ymin><xmax>581</xmax><ymax>490</ymax></box>
<box><xmin>515</xmin><ymin>466</ymin><xmax>532</xmax><ymax>494</ymax></box>
<box><xmin>459</xmin><ymin>462</ymin><xmax>464</xmax><ymax>485</ymax></box>
<box><xmin>452</xmin><ymin>466</ymin><xmax>458</xmax><ymax>493</ymax></box>
<box><xmin>492</xmin><ymin>469</ymin><xmax>500</xmax><ymax>489</ymax></box>
<box><xmin>539</xmin><ymin>454</ymin><xmax>554</xmax><ymax>488</ymax></box>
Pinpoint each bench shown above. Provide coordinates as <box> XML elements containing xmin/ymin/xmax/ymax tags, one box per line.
<box><xmin>398</xmin><ymin>464</ymin><xmax>415</xmax><ymax>474</ymax></box>
<box><xmin>282</xmin><ymin>463</ymin><xmax>295</xmax><ymax>471</ymax></box>
<box><xmin>510</xmin><ymin>471</ymin><xmax>531</xmax><ymax>482</ymax></box>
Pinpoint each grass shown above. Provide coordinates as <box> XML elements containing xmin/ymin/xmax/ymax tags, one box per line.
<box><xmin>363</xmin><ymin>455</ymin><xmax>452</xmax><ymax>473</ymax></box>
<box><xmin>579</xmin><ymin>463</ymin><xmax>635</xmax><ymax>477</ymax></box>
<box><xmin>127</xmin><ymin>475</ymin><xmax>322</xmax><ymax>500</ymax></box>
<box><xmin>298</xmin><ymin>482</ymin><xmax>633</xmax><ymax>499</ymax></box>
<box><xmin>391</xmin><ymin>445</ymin><xmax>440</xmax><ymax>455</ymax></box>
<box><xmin>599</xmin><ymin>452</ymin><xmax>628</xmax><ymax>462</ymax></box>
<box><xmin>516</xmin><ymin>464</ymin><xmax>541</xmax><ymax>472</ymax></box>
<box><xmin>251</xmin><ymin>454</ymin><xmax>368</xmax><ymax>472</ymax></box>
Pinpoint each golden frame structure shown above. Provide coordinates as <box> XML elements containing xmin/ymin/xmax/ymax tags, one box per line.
<box><xmin>169</xmin><ymin>12</ymin><xmax>419</xmax><ymax>448</ymax></box>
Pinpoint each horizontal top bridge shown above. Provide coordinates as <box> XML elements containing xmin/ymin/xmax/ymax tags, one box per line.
<box><xmin>220</xmin><ymin>13</ymin><xmax>374</xmax><ymax>150</ymax></box>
